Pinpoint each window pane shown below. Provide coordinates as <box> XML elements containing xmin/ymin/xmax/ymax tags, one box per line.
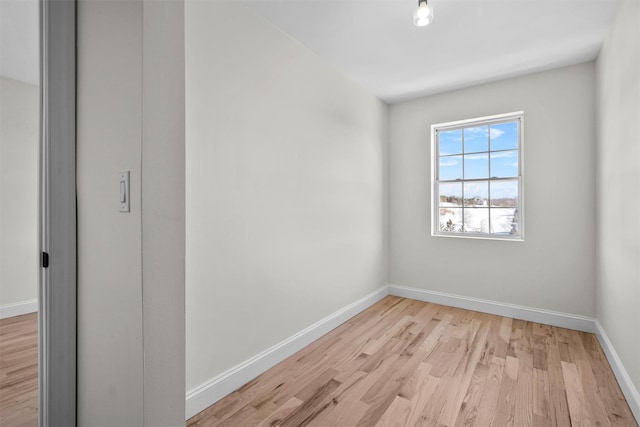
<box><xmin>439</xmin><ymin>208</ymin><xmax>462</xmax><ymax>232</ymax></box>
<box><xmin>439</xmin><ymin>129</ymin><xmax>462</xmax><ymax>156</ymax></box>
<box><xmin>463</xmin><ymin>208</ymin><xmax>489</xmax><ymax>233</ymax></box>
<box><xmin>464</xmin><ymin>153</ymin><xmax>488</xmax><ymax>179</ymax></box>
<box><xmin>490</xmin><ymin>179</ymin><xmax>518</xmax><ymax>207</ymax></box>
<box><xmin>490</xmin><ymin>121</ymin><xmax>518</xmax><ymax>151</ymax></box>
<box><xmin>464</xmin><ymin>181</ymin><xmax>488</xmax><ymax>207</ymax></box>
<box><xmin>490</xmin><ymin>150</ymin><xmax>518</xmax><ymax>178</ymax></box>
<box><xmin>464</xmin><ymin>126</ymin><xmax>488</xmax><ymax>153</ymax></box>
<box><xmin>440</xmin><ymin>155</ymin><xmax>462</xmax><ymax>181</ymax></box>
<box><xmin>439</xmin><ymin>182</ymin><xmax>462</xmax><ymax>207</ymax></box>
<box><xmin>490</xmin><ymin>208</ymin><xmax>519</xmax><ymax>235</ymax></box>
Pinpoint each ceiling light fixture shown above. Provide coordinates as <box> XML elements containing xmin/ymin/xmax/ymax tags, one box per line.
<box><xmin>413</xmin><ymin>0</ymin><xmax>434</xmax><ymax>27</ymax></box>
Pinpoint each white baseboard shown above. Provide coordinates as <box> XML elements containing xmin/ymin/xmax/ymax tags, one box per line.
<box><xmin>595</xmin><ymin>320</ymin><xmax>640</xmax><ymax>423</ymax></box>
<box><xmin>185</xmin><ymin>286</ymin><xmax>389</xmax><ymax>420</ymax></box>
<box><xmin>0</xmin><ymin>299</ymin><xmax>38</xmax><ymax>320</ymax></box>
<box><xmin>388</xmin><ymin>284</ymin><xmax>596</xmax><ymax>333</ymax></box>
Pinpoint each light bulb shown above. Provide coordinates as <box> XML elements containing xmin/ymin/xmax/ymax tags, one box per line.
<box><xmin>413</xmin><ymin>0</ymin><xmax>433</xmax><ymax>27</ymax></box>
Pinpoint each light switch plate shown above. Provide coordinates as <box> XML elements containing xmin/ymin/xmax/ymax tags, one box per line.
<box><xmin>119</xmin><ymin>171</ymin><xmax>130</xmax><ymax>212</ymax></box>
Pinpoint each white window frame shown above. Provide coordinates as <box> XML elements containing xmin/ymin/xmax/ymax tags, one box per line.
<box><xmin>431</xmin><ymin>111</ymin><xmax>524</xmax><ymax>241</ymax></box>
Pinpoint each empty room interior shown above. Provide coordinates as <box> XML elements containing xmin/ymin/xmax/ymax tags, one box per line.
<box><xmin>1</xmin><ymin>0</ymin><xmax>639</xmax><ymax>426</ymax></box>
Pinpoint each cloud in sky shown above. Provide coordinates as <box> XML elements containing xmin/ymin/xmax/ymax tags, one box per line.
<box><xmin>440</xmin><ymin>159</ymin><xmax>459</xmax><ymax>167</ymax></box>
<box><xmin>465</xmin><ymin>127</ymin><xmax>484</xmax><ymax>134</ymax></box>
<box><xmin>440</xmin><ymin>131</ymin><xmax>462</xmax><ymax>142</ymax></box>
<box><xmin>490</xmin><ymin>128</ymin><xmax>505</xmax><ymax>139</ymax></box>
<box><xmin>490</xmin><ymin>150</ymin><xmax>517</xmax><ymax>159</ymax></box>
<box><xmin>466</xmin><ymin>153</ymin><xmax>488</xmax><ymax>160</ymax></box>
<box><xmin>464</xmin><ymin>126</ymin><xmax>505</xmax><ymax>140</ymax></box>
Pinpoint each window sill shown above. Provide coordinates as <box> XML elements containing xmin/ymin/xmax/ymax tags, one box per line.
<box><xmin>431</xmin><ymin>232</ymin><xmax>524</xmax><ymax>242</ymax></box>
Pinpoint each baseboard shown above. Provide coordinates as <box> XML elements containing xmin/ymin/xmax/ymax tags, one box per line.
<box><xmin>0</xmin><ymin>299</ymin><xmax>38</xmax><ymax>320</ymax></box>
<box><xmin>388</xmin><ymin>284</ymin><xmax>596</xmax><ymax>333</ymax></box>
<box><xmin>594</xmin><ymin>320</ymin><xmax>640</xmax><ymax>422</ymax></box>
<box><xmin>185</xmin><ymin>285</ymin><xmax>390</xmax><ymax>420</ymax></box>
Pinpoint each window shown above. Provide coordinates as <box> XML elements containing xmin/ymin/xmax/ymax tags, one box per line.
<box><xmin>432</xmin><ymin>112</ymin><xmax>524</xmax><ymax>240</ymax></box>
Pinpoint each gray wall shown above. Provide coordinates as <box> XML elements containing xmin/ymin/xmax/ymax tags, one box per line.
<box><xmin>0</xmin><ymin>77</ymin><xmax>38</xmax><ymax>310</ymax></box>
<box><xmin>596</xmin><ymin>0</ymin><xmax>640</xmax><ymax>395</ymax></box>
<box><xmin>389</xmin><ymin>63</ymin><xmax>597</xmax><ymax>317</ymax></box>
<box><xmin>142</xmin><ymin>1</ymin><xmax>185</xmax><ymax>425</ymax></box>
<box><xmin>76</xmin><ymin>0</ymin><xmax>184</xmax><ymax>425</ymax></box>
<box><xmin>185</xmin><ymin>2</ymin><xmax>388</xmax><ymax>392</ymax></box>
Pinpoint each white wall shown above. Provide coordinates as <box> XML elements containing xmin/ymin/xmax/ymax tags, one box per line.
<box><xmin>77</xmin><ymin>1</ymin><xmax>144</xmax><ymax>423</ymax></box>
<box><xmin>389</xmin><ymin>63</ymin><xmax>597</xmax><ymax>317</ymax></box>
<box><xmin>185</xmin><ymin>2</ymin><xmax>388</xmax><ymax>392</ymax></box>
<box><xmin>596</xmin><ymin>0</ymin><xmax>640</xmax><ymax>395</ymax></box>
<box><xmin>0</xmin><ymin>77</ymin><xmax>38</xmax><ymax>311</ymax></box>
<box><xmin>77</xmin><ymin>0</ymin><xmax>184</xmax><ymax>425</ymax></box>
<box><xmin>0</xmin><ymin>0</ymin><xmax>39</xmax><ymax>85</ymax></box>
<box><xmin>141</xmin><ymin>1</ymin><xmax>185</xmax><ymax>424</ymax></box>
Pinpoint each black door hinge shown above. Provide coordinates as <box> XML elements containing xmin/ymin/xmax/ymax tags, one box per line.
<box><xmin>42</xmin><ymin>252</ymin><xmax>49</xmax><ymax>268</ymax></box>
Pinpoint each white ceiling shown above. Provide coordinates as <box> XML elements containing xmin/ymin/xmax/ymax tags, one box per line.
<box><xmin>0</xmin><ymin>0</ymin><xmax>39</xmax><ymax>85</ymax></box>
<box><xmin>0</xmin><ymin>0</ymin><xmax>620</xmax><ymax>98</ymax></box>
<box><xmin>243</xmin><ymin>0</ymin><xmax>621</xmax><ymax>103</ymax></box>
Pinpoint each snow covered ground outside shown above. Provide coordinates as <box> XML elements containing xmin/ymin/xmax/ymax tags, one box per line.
<box><xmin>439</xmin><ymin>202</ymin><xmax>518</xmax><ymax>234</ymax></box>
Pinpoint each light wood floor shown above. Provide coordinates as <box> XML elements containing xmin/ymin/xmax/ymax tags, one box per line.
<box><xmin>0</xmin><ymin>300</ymin><xmax>636</xmax><ymax>426</ymax></box>
<box><xmin>187</xmin><ymin>296</ymin><xmax>637</xmax><ymax>427</ymax></box>
<box><xmin>0</xmin><ymin>312</ymin><xmax>38</xmax><ymax>427</ymax></box>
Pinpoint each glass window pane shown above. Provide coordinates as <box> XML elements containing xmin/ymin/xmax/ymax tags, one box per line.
<box><xmin>490</xmin><ymin>179</ymin><xmax>518</xmax><ymax>207</ymax></box>
<box><xmin>439</xmin><ymin>155</ymin><xmax>462</xmax><ymax>181</ymax></box>
<box><xmin>439</xmin><ymin>182</ymin><xmax>462</xmax><ymax>207</ymax></box>
<box><xmin>490</xmin><ymin>150</ymin><xmax>518</xmax><ymax>178</ymax></box>
<box><xmin>463</xmin><ymin>208</ymin><xmax>489</xmax><ymax>233</ymax></box>
<box><xmin>439</xmin><ymin>129</ymin><xmax>462</xmax><ymax>156</ymax></box>
<box><xmin>439</xmin><ymin>208</ymin><xmax>462</xmax><ymax>232</ymax></box>
<box><xmin>464</xmin><ymin>153</ymin><xmax>488</xmax><ymax>179</ymax></box>
<box><xmin>490</xmin><ymin>208</ymin><xmax>519</xmax><ymax>235</ymax></box>
<box><xmin>464</xmin><ymin>126</ymin><xmax>488</xmax><ymax>153</ymax></box>
<box><xmin>464</xmin><ymin>181</ymin><xmax>488</xmax><ymax>207</ymax></box>
<box><xmin>490</xmin><ymin>121</ymin><xmax>518</xmax><ymax>151</ymax></box>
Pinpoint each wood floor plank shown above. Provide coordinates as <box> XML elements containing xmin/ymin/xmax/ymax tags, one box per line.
<box><xmin>313</xmin><ymin>398</ymin><xmax>369</xmax><ymax>426</ymax></box>
<box><xmin>545</xmin><ymin>327</ymin><xmax>573</xmax><ymax>427</ymax></box>
<box><xmin>562</xmin><ymin>360</ymin><xmax>593</xmax><ymax>427</ymax></box>
<box><xmin>455</xmin><ymin>362</ymin><xmax>490</xmax><ymax>426</ymax></box>
<box><xmin>0</xmin><ymin>313</ymin><xmax>38</xmax><ymax>427</ymax></box>
<box><xmin>490</xmin><ymin>355</ymin><xmax>519</xmax><ymax>426</ymax></box>
<box><xmin>278</xmin><ymin>378</ymin><xmax>340</xmax><ymax>427</ymax></box>
<box><xmin>405</xmin><ymin>364</ymin><xmax>441</xmax><ymax>425</ymax></box>
<box><xmin>532</xmin><ymin>367</ymin><xmax>553</xmax><ymax>425</ymax></box>
<box><xmin>514</xmin><ymin>351</ymin><xmax>534</xmax><ymax>426</ymax></box>
<box><xmin>569</xmin><ymin>331</ymin><xmax>612</xmax><ymax>427</ymax></box>
<box><xmin>473</xmin><ymin>356</ymin><xmax>506</xmax><ymax>427</ymax></box>
<box><xmin>256</xmin><ymin>396</ymin><xmax>303</xmax><ymax>427</ymax></box>
<box><xmin>304</xmin><ymin>369</ymin><xmax>368</xmax><ymax>426</ymax></box>
<box><xmin>374</xmin><ymin>395</ymin><xmax>412</xmax><ymax>427</ymax></box>
<box><xmin>438</xmin><ymin>315</ymin><xmax>491</xmax><ymax>426</ymax></box>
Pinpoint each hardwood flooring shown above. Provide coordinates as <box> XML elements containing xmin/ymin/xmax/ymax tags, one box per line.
<box><xmin>0</xmin><ymin>313</ymin><xmax>38</xmax><ymax>427</ymax></box>
<box><xmin>0</xmin><ymin>299</ymin><xmax>636</xmax><ymax>426</ymax></box>
<box><xmin>187</xmin><ymin>296</ymin><xmax>637</xmax><ymax>427</ymax></box>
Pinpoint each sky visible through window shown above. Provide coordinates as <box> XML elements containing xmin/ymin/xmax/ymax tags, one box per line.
<box><xmin>439</xmin><ymin>121</ymin><xmax>519</xmax><ymax>200</ymax></box>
